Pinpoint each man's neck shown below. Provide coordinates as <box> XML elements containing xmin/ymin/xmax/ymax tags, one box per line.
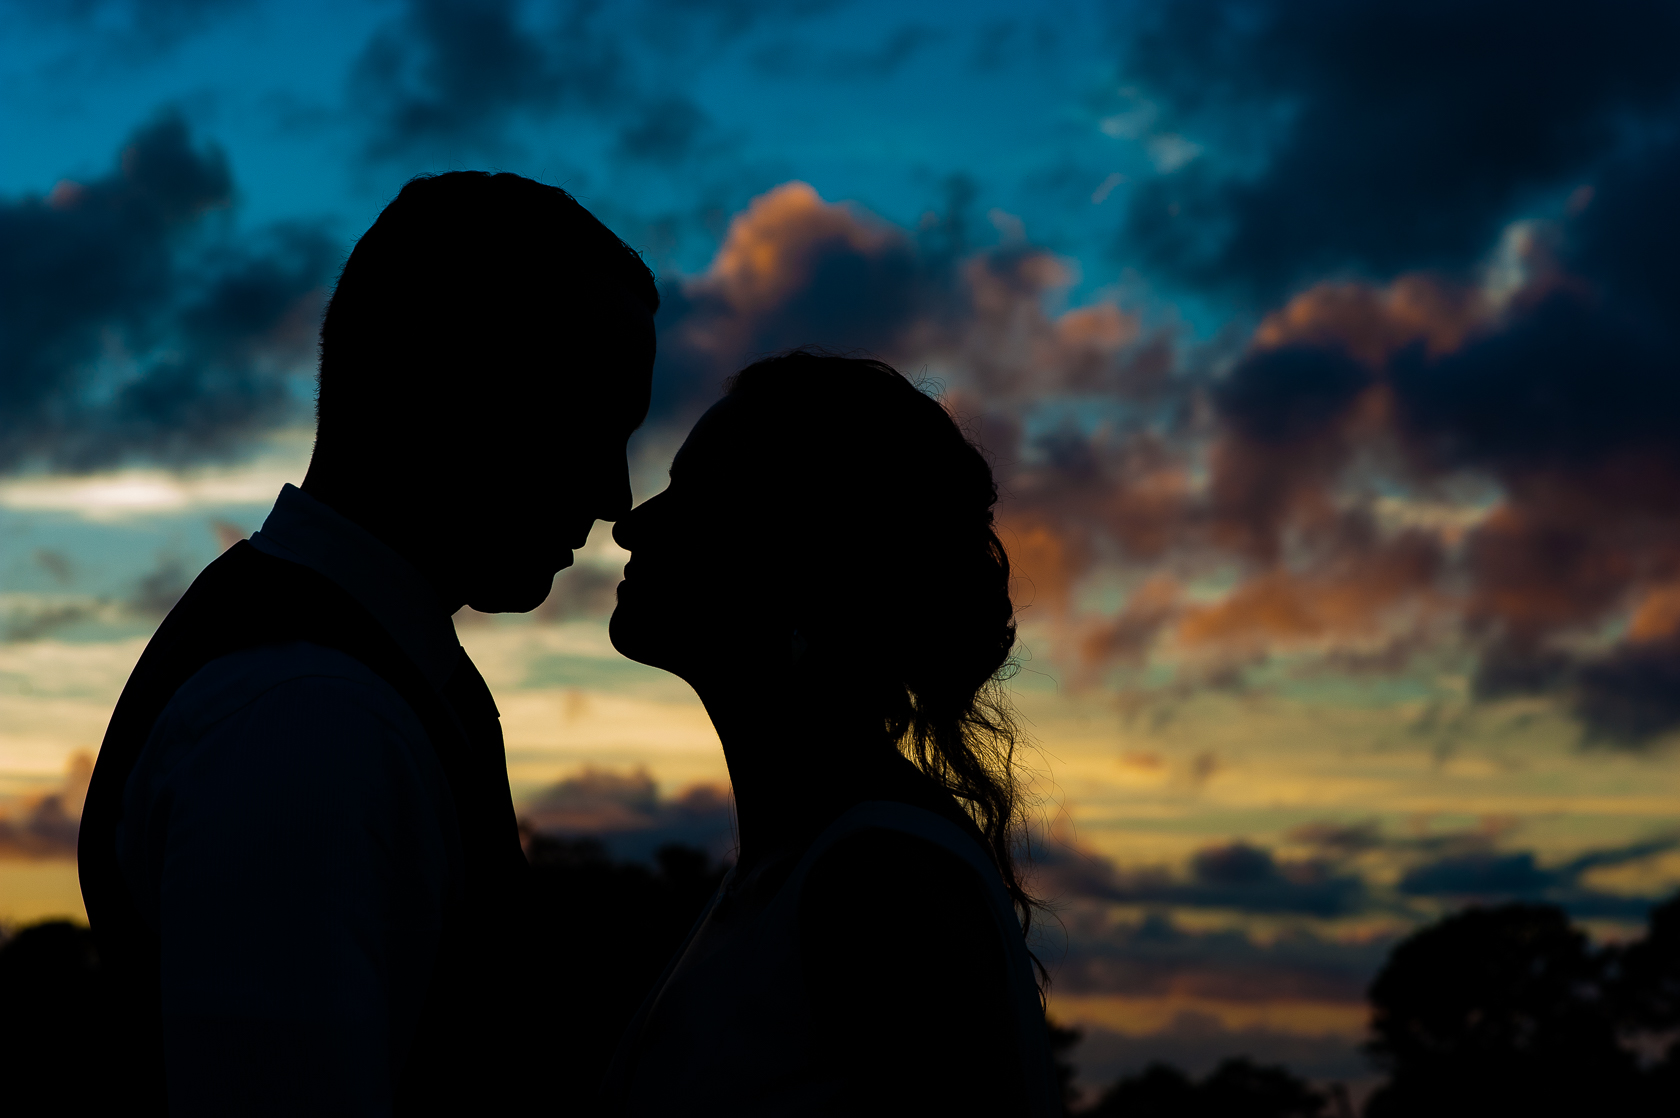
<box><xmin>301</xmin><ymin>468</ymin><xmax>467</xmax><ymax>616</ymax></box>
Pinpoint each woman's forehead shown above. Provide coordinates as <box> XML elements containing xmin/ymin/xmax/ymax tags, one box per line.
<box><xmin>671</xmin><ymin>397</ymin><xmax>754</xmax><ymax>474</ymax></box>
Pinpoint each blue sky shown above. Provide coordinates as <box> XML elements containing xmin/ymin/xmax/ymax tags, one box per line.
<box><xmin>3</xmin><ymin>1</ymin><xmax>1155</xmax><ymax>303</ymax></box>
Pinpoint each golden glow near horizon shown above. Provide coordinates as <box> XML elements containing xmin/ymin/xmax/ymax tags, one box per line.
<box><xmin>6</xmin><ymin>605</ymin><xmax>1678</xmax><ymax>1048</ymax></box>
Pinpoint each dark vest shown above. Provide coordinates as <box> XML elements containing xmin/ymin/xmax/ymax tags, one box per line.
<box><xmin>78</xmin><ymin>541</ymin><xmax>537</xmax><ymax>1114</ymax></box>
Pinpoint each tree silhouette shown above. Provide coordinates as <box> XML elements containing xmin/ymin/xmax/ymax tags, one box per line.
<box><xmin>1084</xmin><ymin>1061</ymin><xmax>1197</xmax><ymax>1116</ymax></box>
<box><xmin>1364</xmin><ymin>902</ymin><xmax>1644</xmax><ymax>1117</ymax></box>
<box><xmin>1608</xmin><ymin>892</ymin><xmax>1680</xmax><ymax>1103</ymax></box>
<box><xmin>0</xmin><ymin>921</ymin><xmax>117</xmax><ymax>1117</ymax></box>
<box><xmin>1082</xmin><ymin>1057</ymin><xmax>1326</xmax><ymax>1117</ymax></box>
<box><xmin>1046</xmin><ymin>1018</ymin><xmax>1083</xmax><ymax>1113</ymax></box>
<box><xmin>1200</xmin><ymin>1058</ymin><xmax>1329</xmax><ymax>1117</ymax></box>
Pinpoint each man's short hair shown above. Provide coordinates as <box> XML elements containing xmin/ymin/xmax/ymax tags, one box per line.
<box><xmin>316</xmin><ymin>172</ymin><xmax>658</xmax><ymax>447</ymax></box>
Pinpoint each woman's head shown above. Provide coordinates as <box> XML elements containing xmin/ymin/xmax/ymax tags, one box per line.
<box><xmin>611</xmin><ymin>350</ymin><xmax>1032</xmax><ymax>922</ymax></box>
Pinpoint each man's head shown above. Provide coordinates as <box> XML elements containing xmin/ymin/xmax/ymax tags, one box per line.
<box><xmin>306</xmin><ymin>171</ymin><xmax>658</xmax><ymax>613</ymax></box>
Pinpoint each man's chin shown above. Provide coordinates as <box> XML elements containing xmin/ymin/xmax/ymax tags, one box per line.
<box><xmin>466</xmin><ymin>573</ymin><xmax>558</xmax><ymax>615</ymax></box>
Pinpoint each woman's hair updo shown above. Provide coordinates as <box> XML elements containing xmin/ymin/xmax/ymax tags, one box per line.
<box><xmin>723</xmin><ymin>350</ymin><xmax>1033</xmax><ymax>929</ymax></box>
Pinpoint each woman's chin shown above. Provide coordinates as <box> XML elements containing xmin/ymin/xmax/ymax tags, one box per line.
<box><xmin>607</xmin><ymin>606</ymin><xmax>672</xmax><ymax>670</ymax></box>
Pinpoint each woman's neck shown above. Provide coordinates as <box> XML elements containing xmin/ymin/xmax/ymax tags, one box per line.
<box><xmin>693</xmin><ymin>675</ymin><xmax>899</xmax><ymax>873</ymax></box>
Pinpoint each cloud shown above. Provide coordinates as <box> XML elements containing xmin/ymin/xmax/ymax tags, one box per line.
<box><xmin>1115</xmin><ymin>0</ymin><xmax>1680</xmax><ymax>299</ymax></box>
<box><xmin>1038</xmin><ymin>839</ymin><xmax>1368</xmax><ymax>919</ymax></box>
<box><xmin>0</xmin><ymin>597</ymin><xmax>104</xmax><ymax>643</ymax></box>
<box><xmin>350</xmin><ymin>0</ymin><xmax>624</xmax><ymax>163</ymax></box>
<box><xmin>130</xmin><ymin>554</ymin><xmax>190</xmax><ymax>618</ymax></box>
<box><xmin>635</xmin><ymin>142</ymin><xmax>1680</xmax><ymax>752</ymax></box>
<box><xmin>519</xmin><ymin>765</ymin><xmax>735</xmax><ymax>864</ymax></box>
<box><xmin>1049</xmin><ymin>909</ymin><xmax>1390</xmax><ymax>1003</ymax></box>
<box><xmin>348</xmin><ymin>0</ymin><xmax>837</xmax><ymax>165</ymax></box>
<box><xmin>1572</xmin><ymin>636</ymin><xmax>1680</xmax><ymax>746</ymax></box>
<box><xmin>1397</xmin><ymin>838</ymin><xmax>1678</xmax><ymax>919</ymax></box>
<box><xmin>0</xmin><ymin>752</ymin><xmax>92</xmax><ymax>860</ymax></box>
<box><xmin>532</xmin><ymin>563</ymin><xmax>621</xmax><ymax>622</ymax></box>
<box><xmin>0</xmin><ymin>460</ymin><xmax>301</xmax><ymax>517</ymax></box>
<box><xmin>1045</xmin><ymin>120</ymin><xmax>1679</xmax><ymax>738</ymax></box>
<box><xmin>820</xmin><ymin>24</ymin><xmax>943</xmax><ymax>79</ymax></box>
<box><xmin>652</xmin><ymin>181</ymin><xmax>925</xmax><ymax>415</ymax></box>
<box><xmin>1036</xmin><ymin>820</ymin><xmax>1677</xmax><ymax>927</ymax></box>
<box><xmin>613</xmin><ymin>95</ymin><xmax>711</xmax><ymax>164</ymax></box>
<box><xmin>0</xmin><ymin>111</ymin><xmax>333</xmax><ymax>472</ymax></box>
<box><xmin>652</xmin><ymin>180</ymin><xmax>1161</xmax><ymax>422</ymax></box>
<box><xmin>10</xmin><ymin>0</ymin><xmax>252</xmax><ymax>57</ymax></box>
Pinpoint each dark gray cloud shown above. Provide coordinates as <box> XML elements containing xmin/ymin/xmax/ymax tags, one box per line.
<box><xmin>1040</xmin><ymin>839</ymin><xmax>1367</xmax><ymax>918</ymax></box>
<box><xmin>351</xmin><ymin>0</ymin><xmax>625</xmax><ymax>163</ymax></box>
<box><xmin>1049</xmin><ymin>910</ymin><xmax>1391</xmax><ymax>1003</ymax></box>
<box><xmin>349</xmin><ymin>0</ymin><xmax>839</xmax><ymax>165</ymax></box>
<box><xmin>613</xmin><ymin>95</ymin><xmax>710</xmax><ymax>164</ymax></box>
<box><xmin>0</xmin><ymin>753</ymin><xmax>90</xmax><ymax>857</ymax></box>
<box><xmin>10</xmin><ymin>0</ymin><xmax>252</xmax><ymax>57</ymax></box>
<box><xmin>967</xmin><ymin>19</ymin><xmax>1018</xmax><ymax>73</ymax></box>
<box><xmin>750</xmin><ymin>22</ymin><xmax>944</xmax><ymax>80</ymax></box>
<box><xmin>130</xmin><ymin>555</ymin><xmax>191</xmax><ymax>619</ymax></box>
<box><xmin>1397</xmin><ymin>838</ymin><xmax>1678</xmax><ymax>919</ymax></box>
<box><xmin>0</xmin><ymin>600</ymin><xmax>100</xmax><ymax>643</ymax></box>
<box><xmin>520</xmin><ymin>767</ymin><xmax>735</xmax><ymax>864</ymax></box>
<box><xmin>1172</xmin><ymin>120</ymin><xmax>1680</xmax><ymax>743</ymax></box>
<box><xmin>0</xmin><ymin>795</ymin><xmax>79</xmax><ymax>858</ymax></box>
<box><xmin>33</xmin><ymin>549</ymin><xmax>73</xmax><ymax>586</ymax></box>
<box><xmin>821</xmin><ymin>24</ymin><xmax>942</xmax><ymax>79</ymax></box>
<box><xmin>1573</xmin><ymin>637</ymin><xmax>1680</xmax><ymax>747</ymax></box>
<box><xmin>633</xmin><ymin>0</ymin><xmax>845</xmax><ymax>50</ymax></box>
<box><xmin>1477</xmin><ymin>634</ymin><xmax>1680</xmax><ymax>749</ymax></box>
<box><xmin>1038</xmin><ymin>823</ymin><xmax>1677</xmax><ymax>925</ymax></box>
<box><xmin>1116</xmin><ymin>0</ymin><xmax>1680</xmax><ymax>300</ymax></box>
<box><xmin>0</xmin><ymin>110</ymin><xmax>334</xmax><ymax>472</ymax></box>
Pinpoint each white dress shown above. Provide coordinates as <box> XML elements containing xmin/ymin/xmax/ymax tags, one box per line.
<box><xmin>601</xmin><ymin>799</ymin><xmax>1062</xmax><ymax>1116</ymax></box>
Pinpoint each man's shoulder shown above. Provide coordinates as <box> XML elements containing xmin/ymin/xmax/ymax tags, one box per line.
<box><xmin>127</xmin><ymin>641</ymin><xmax>445</xmax><ymax>824</ymax></box>
<box><xmin>163</xmin><ymin>640</ymin><xmax>420</xmax><ymax>740</ymax></box>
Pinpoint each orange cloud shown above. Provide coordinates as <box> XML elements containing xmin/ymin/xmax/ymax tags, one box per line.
<box><xmin>1002</xmin><ymin>520</ymin><xmax>1087</xmax><ymax>620</ymax></box>
<box><xmin>703</xmin><ymin>182</ymin><xmax>900</xmax><ymax>316</ymax></box>
<box><xmin>1254</xmin><ymin>275</ymin><xmax>1487</xmax><ymax>367</ymax></box>
<box><xmin>1629</xmin><ymin>584</ymin><xmax>1680</xmax><ymax>644</ymax></box>
<box><xmin>1176</xmin><ymin>531</ymin><xmax>1443</xmax><ymax>654</ymax></box>
<box><xmin>1083</xmin><ymin>575</ymin><xmax>1182</xmax><ymax>667</ymax></box>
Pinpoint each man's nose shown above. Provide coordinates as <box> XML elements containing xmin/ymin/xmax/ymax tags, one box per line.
<box><xmin>595</xmin><ymin>467</ymin><xmax>634</xmax><ymax>523</ymax></box>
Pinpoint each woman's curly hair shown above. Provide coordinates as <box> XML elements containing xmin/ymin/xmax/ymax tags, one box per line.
<box><xmin>725</xmin><ymin>349</ymin><xmax>1037</xmax><ymax>938</ymax></box>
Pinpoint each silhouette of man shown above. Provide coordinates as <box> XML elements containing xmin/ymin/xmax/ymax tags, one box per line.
<box><xmin>78</xmin><ymin>172</ymin><xmax>658</xmax><ymax>1116</ymax></box>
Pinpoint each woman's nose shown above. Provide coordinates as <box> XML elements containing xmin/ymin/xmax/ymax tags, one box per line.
<box><xmin>612</xmin><ymin>499</ymin><xmax>649</xmax><ymax>550</ymax></box>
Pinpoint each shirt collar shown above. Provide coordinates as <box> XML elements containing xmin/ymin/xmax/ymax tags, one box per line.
<box><xmin>249</xmin><ymin>483</ymin><xmax>462</xmax><ymax>688</ymax></box>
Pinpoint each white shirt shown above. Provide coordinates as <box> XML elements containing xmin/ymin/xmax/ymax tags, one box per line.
<box><xmin>117</xmin><ymin>484</ymin><xmax>462</xmax><ymax>1116</ymax></box>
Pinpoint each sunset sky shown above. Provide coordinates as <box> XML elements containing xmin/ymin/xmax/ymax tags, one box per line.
<box><xmin>4</xmin><ymin>0</ymin><xmax>1680</xmax><ymax>1096</ymax></box>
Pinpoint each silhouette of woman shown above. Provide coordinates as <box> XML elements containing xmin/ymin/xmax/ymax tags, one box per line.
<box><xmin>602</xmin><ymin>351</ymin><xmax>1060</xmax><ymax>1116</ymax></box>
